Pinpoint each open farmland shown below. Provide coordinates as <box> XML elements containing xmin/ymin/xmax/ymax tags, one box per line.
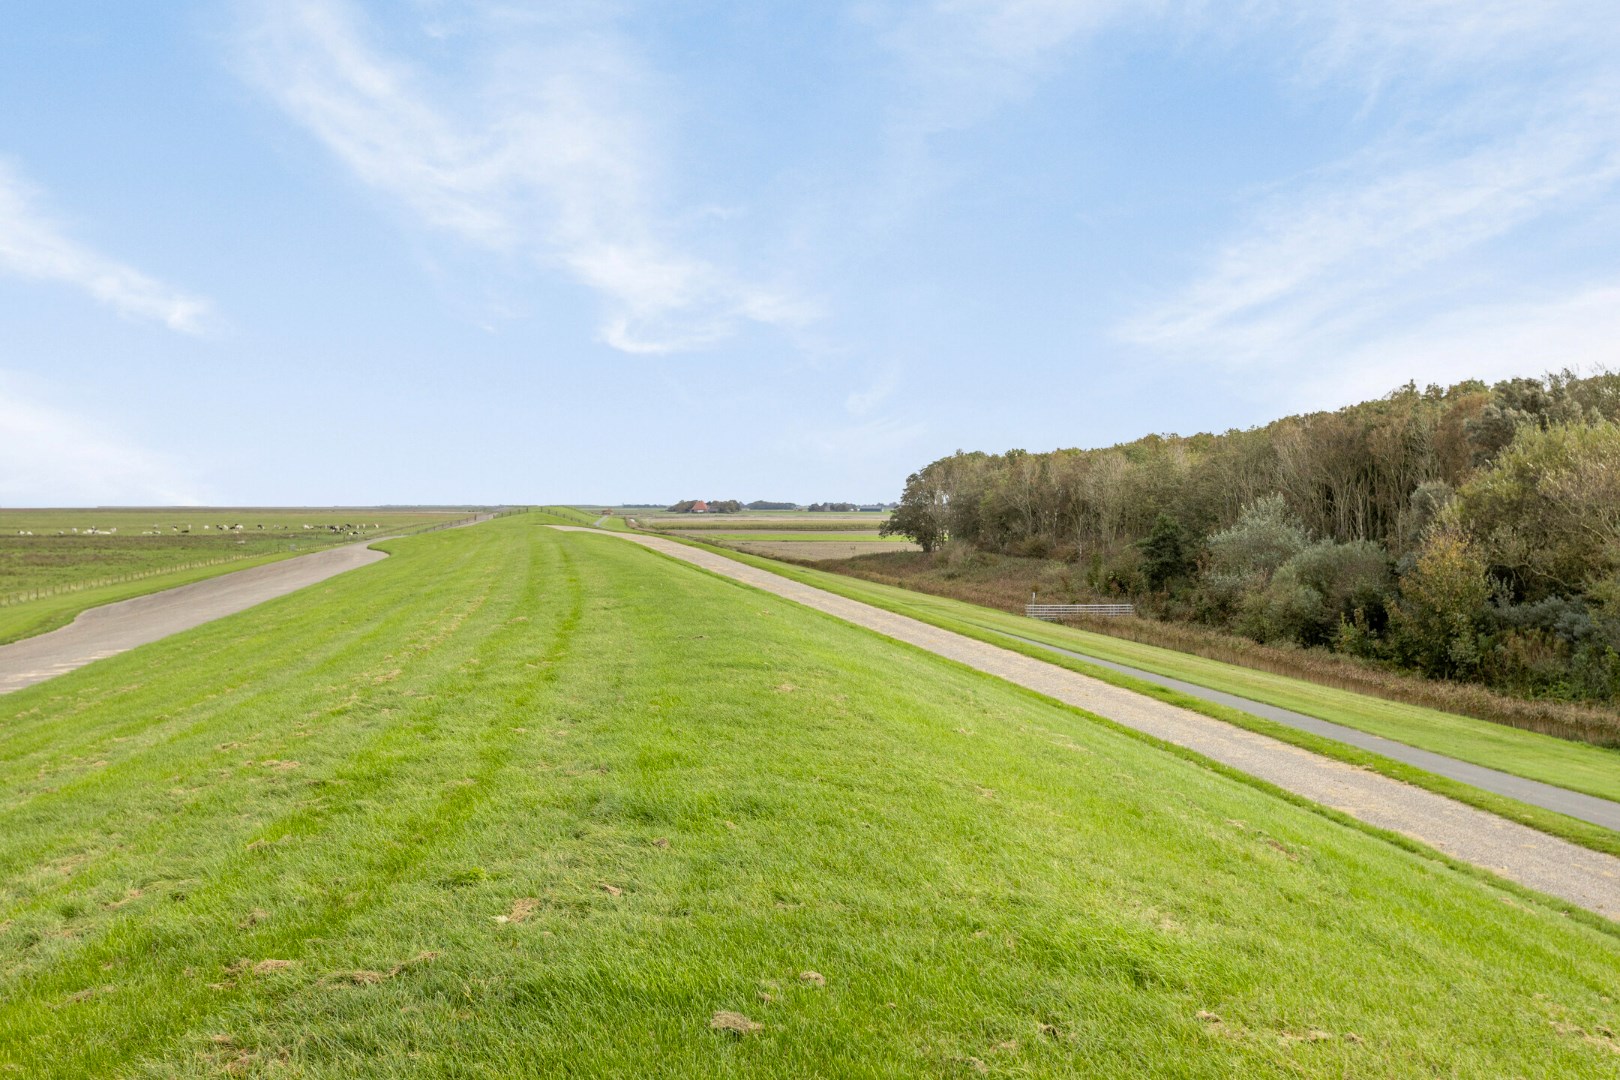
<box><xmin>724</xmin><ymin>539</ymin><xmax>923</xmax><ymax>561</ymax></box>
<box><xmin>669</xmin><ymin>531</ymin><xmax>920</xmax><ymax>563</ymax></box>
<box><xmin>2</xmin><ymin>517</ymin><xmax>1619</xmax><ymax>1076</ymax></box>
<box><xmin>0</xmin><ymin>509</ymin><xmax>473</xmax><ymax>646</ymax></box>
<box><xmin>680</xmin><ymin>531</ymin><xmax>913</xmax><ymax>543</ymax></box>
<box><xmin>635</xmin><ymin>512</ymin><xmax>889</xmax><ymax>531</ymax></box>
<box><xmin>638</xmin><ymin>510</ymin><xmax>917</xmax><ymax>560</ymax></box>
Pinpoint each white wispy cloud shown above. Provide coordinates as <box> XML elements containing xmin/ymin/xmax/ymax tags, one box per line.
<box><xmin>1261</xmin><ymin>0</ymin><xmax>1616</xmax><ymax>91</ymax></box>
<box><xmin>1119</xmin><ymin>104</ymin><xmax>1620</xmax><ymax>359</ymax></box>
<box><xmin>0</xmin><ymin>163</ymin><xmax>211</xmax><ymax>334</ymax></box>
<box><xmin>1287</xmin><ymin>282</ymin><xmax>1620</xmax><ymax>409</ymax></box>
<box><xmin>0</xmin><ymin>377</ymin><xmax>204</xmax><ymax>505</ymax></box>
<box><xmin>787</xmin><ymin>414</ymin><xmax>928</xmax><ymax>463</ymax></box>
<box><xmin>843</xmin><ymin>365</ymin><xmax>903</xmax><ymax>417</ymax></box>
<box><xmin>879</xmin><ymin>0</ymin><xmax>1130</xmax><ymax>133</ymax></box>
<box><xmin>238</xmin><ymin>0</ymin><xmax>813</xmax><ymax>353</ymax></box>
<box><xmin>1114</xmin><ymin>0</ymin><xmax>1620</xmax><ymax>381</ymax></box>
<box><xmin>868</xmin><ymin>0</ymin><xmax>1620</xmax><ymax>396</ymax></box>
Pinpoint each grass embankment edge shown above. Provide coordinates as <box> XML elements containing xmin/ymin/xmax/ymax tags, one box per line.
<box><xmin>0</xmin><ymin>550</ymin><xmax>319</xmax><ymax>646</ymax></box>
<box><xmin>0</xmin><ymin>514</ymin><xmax>494</xmax><ymax>647</ymax></box>
<box><xmin>636</xmin><ymin>533</ymin><xmax>1620</xmax><ymax>866</ymax></box>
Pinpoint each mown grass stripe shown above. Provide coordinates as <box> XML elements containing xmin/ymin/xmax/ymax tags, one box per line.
<box><xmin>4</xmin><ymin>519</ymin><xmax>1620</xmax><ymax>1076</ymax></box>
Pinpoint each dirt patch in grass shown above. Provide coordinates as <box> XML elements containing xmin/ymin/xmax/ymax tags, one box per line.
<box><xmin>710</xmin><ymin>1011</ymin><xmax>762</xmax><ymax>1035</ymax></box>
<box><xmin>494</xmin><ymin>897</ymin><xmax>540</xmax><ymax>924</ymax></box>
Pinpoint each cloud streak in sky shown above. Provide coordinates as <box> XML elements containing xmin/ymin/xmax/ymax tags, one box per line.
<box><xmin>238</xmin><ymin>0</ymin><xmax>812</xmax><ymax>354</ymax></box>
<box><xmin>0</xmin><ymin>163</ymin><xmax>211</xmax><ymax>334</ymax></box>
<box><xmin>1119</xmin><ymin>103</ymin><xmax>1620</xmax><ymax>359</ymax></box>
<box><xmin>1289</xmin><ymin>282</ymin><xmax>1620</xmax><ymax>410</ymax></box>
<box><xmin>1114</xmin><ymin>0</ymin><xmax>1620</xmax><ymax>382</ymax></box>
<box><xmin>880</xmin><ymin>0</ymin><xmax>1128</xmax><ymax>133</ymax></box>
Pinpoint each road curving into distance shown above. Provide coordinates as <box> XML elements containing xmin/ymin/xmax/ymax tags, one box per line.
<box><xmin>550</xmin><ymin>525</ymin><xmax>1620</xmax><ymax>921</ymax></box>
<box><xmin>0</xmin><ymin>541</ymin><xmax>389</xmax><ymax>695</ymax></box>
<box><xmin>0</xmin><ymin>513</ymin><xmax>500</xmax><ymax>696</ymax></box>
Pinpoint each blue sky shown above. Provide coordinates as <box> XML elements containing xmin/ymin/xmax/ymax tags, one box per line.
<box><xmin>3</xmin><ymin>1</ymin><xmax>1619</xmax><ymax>506</ymax></box>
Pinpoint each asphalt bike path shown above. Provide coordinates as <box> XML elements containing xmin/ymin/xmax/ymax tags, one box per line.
<box><xmin>986</xmin><ymin>628</ymin><xmax>1620</xmax><ymax>831</ymax></box>
<box><xmin>0</xmin><ymin>542</ymin><xmax>389</xmax><ymax>694</ymax></box>
<box><xmin>0</xmin><ymin>515</ymin><xmax>497</xmax><ymax>695</ymax></box>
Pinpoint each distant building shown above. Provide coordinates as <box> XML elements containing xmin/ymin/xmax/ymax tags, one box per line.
<box><xmin>691</xmin><ymin>500</ymin><xmax>710</xmax><ymax>514</ymax></box>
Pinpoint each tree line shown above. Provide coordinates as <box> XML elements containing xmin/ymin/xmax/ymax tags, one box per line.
<box><xmin>881</xmin><ymin>372</ymin><xmax>1620</xmax><ymax>703</ymax></box>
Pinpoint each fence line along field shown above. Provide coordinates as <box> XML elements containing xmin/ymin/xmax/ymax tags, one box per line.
<box><xmin>3</xmin><ymin>517</ymin><xmax>1619</xmax><ymax>1076</ymax></box>
<box><xmin>0</xmin><ymin>508</ymin><xmax>475</xmax><ymax>645</ymax></box>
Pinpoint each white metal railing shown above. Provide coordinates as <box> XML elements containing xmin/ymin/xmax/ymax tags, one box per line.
<box><xmin>1025</xmin><ymin>603</ymin><xmax>1135</xmax><ymax>621</ymax></box>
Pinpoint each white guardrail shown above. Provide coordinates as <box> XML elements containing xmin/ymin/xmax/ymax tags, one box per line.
<box><xmin>1024</xmin><ymin>603</ymin><xmax>1135</xmax><ymax>621</ymax></box>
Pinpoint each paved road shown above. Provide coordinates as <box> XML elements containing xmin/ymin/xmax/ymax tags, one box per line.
<box><xmin>0</xmin><ymin>542</ymin><xmax>389</xmax><ymax>695</ymax></box>
<box><xmin>552</xmin><ymin>527</ymin><xmax>1620</xmax><ymax>919</ymax></box>
<box><xmin>990</xmin><ymin>628</ymin><xmax>1620</xmax><ymax>831</ymax></box>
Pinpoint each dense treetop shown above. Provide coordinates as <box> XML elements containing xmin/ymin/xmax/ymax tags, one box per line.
<box><xmin>882</xmin><ymin>372</ymin><xmax>1620</xmax><ymax>703</ymax></box>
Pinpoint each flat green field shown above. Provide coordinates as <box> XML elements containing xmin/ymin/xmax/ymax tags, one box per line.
<box><xmin>0</xmin><ymin>509</ymin><xmax>470</xmax><ymax>646</ymax></box>
<box><xmin>2</xmin><ymin>518</ymin><xmax>1617</xmax><ymax>1076</ymax></box>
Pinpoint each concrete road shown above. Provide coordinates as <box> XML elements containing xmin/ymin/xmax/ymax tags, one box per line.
<box><xmin>0</xmin><ymin>542</ymin><xmax>388</xmax><ymax>695</ymax></box>
<box><xmin>550</xmin><ymin>526</ymin><xmax>1620</xmax><ymax>920</ymax></box>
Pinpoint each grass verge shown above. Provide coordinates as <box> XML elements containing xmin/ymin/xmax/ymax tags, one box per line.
<box><xmin>0</xmin><ymin>550</ymin><xmax>314</xmax><ymax>647</ymax></box>
<box><xmin>814</xmin><ymin>549</ymin><xmax>1620</xmax><ymax>746</ymax></box>
<box><xmin>3</xmin><ymin>520</ymin><xmax>1620</xmax><ymax>1074</ymax></box>
<box><xmin>672</xmin><ymin>539</ymin><xmax>1620</xmax><ymax>859</ymax></box>
<box><xmin>0</xmin><ymin>513</ymin><xmax>480</xmax><ymax>647</ymax></box>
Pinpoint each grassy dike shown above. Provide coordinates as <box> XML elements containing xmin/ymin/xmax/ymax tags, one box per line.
<box><xmin>0</xmin><ymin>515</ymin><xmax>484</xmax><ymax>648</ymax></box>
<box><xmin>647</xmin><ymin>538</ymin><xmax>1620</xmax><ymax>862</ymax></box>
<box><xmin>3</xmin><ymin>518</ymin><xmax>1619</xmax><ymax>1076</ymax></box>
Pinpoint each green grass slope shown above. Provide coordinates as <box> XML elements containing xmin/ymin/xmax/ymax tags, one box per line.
<box><xmin>705</xmin><ymin>546</ymin><xmax>1620</xmax><ymax>804</ymax></box>
<box><xmin>533</xmin><ymin>506</ymin><xmax>600</xmax><ymax>526</ymax></box>
<box><xmin>1</xmin><ymin>520</ymin><xmax>1617</xmax><ymax>1076</ymax></box>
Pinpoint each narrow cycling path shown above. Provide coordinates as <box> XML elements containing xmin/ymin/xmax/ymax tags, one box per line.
<box><xmin>0</xmin><ymin>542</ymin><xmax>387</xmax><ymax>695</ymax></box>
<box><xmin>990</xmin><ymin>628</ymin><xmax>1620</xmax><ymax>831</ymax></box>
<box><xmin>551</xmin><ymin>526</ymin><xmax>1620</xmax><ymax>920</ymax></box>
